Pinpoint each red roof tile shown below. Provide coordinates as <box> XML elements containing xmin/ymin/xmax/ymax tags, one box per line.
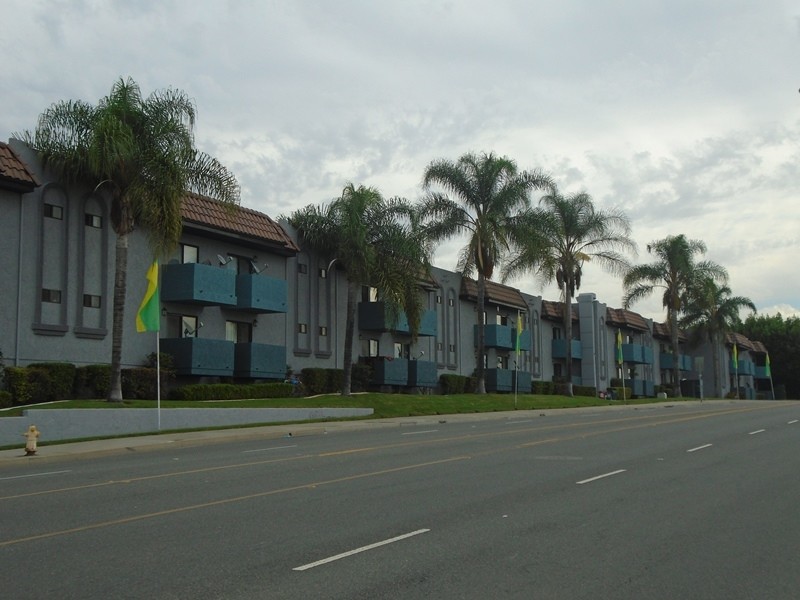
<box><xmin>0</xmin><ymin>142</ymin><xmax>38</xmax><ymax>191</ymax></box>
<box><xmin>652</xmin><ymin>321</ymin><xmax>687</xmax><ymax>342</ymax></box>
<box><xmin>750</xmin><ymin>340</ymin><xmax>768</xmax><ymax>354</ymax></box>
<box><xmin>181</xmin><ymin>192</ymin><xmax>299</xmax><ymax>254</ymax></box>
<box><xmin>460</xmin><ymin>278</ymin><xmax>528</xmax><ymax>310</ymax></box>
<box><xmin>541</xmin><ymin>299</ymin><xmax>578</xmax><ymax>322</ymax></box>
<box><xmin>726</xmin><ymin>332</ymin><xmax>755</xmax><ymax>352</ymax></box>
<box><xmin>606</xmin><ymin>307</ymin><xmax>649</xmax><ymax>331</ymax></box>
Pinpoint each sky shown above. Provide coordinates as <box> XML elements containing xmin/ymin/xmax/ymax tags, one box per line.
<box><xmin>3</xmin><ymin>0</ymin><xmax>799</xmax><ymax>322</ymax></box>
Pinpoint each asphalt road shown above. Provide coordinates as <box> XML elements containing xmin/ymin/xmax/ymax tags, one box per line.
<box><xmin>1</xmin><ymin>401</ymin><xmax>798</xmax><ymax>599</ymax></box>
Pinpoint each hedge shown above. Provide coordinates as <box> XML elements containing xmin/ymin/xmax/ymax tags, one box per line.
<box><xmin>170</xmin><ymin>382</ymin><xmax>294</xmax><ymax>401</ymax></box>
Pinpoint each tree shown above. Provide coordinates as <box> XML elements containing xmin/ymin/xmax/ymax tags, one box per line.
<box><xmin>22</xmin><ymin>77</ymin><xmax>240</xmax><ymax>401</ymax></box>
<box><xmin>503</xmin><ymin>189</ymin><xmax>635</xmax><ymax>395</ymax></box>
<box><xmin>288</xmin><ymin>183</ymin><xmax>431</xmax><ymax>396</ymax></box>
<box><xmin>623</xmin><ymin>235</ymin><xmax>727</xmax><ymax>397</ymax></box>
<box><xmin>681</xmin><ymin>278</ymin><xmax>756</xmax><ymax>397</ymax></box>
<box><xmin>739</xmin><ymin>313</ymin><xmax>800</xmax><ymax>399</ymax></box>
<box><xmin>418</xmin><ymin>152</ymin><xmax>553</xmax><ymax>393</ymax></box>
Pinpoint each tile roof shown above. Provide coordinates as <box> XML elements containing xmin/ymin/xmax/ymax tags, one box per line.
<box><xmin>0</xmin><ymin>142</ymin><xmax>39</xmax><ymax>192</ymax></box>
<box><xmin>181</xmin><ymin>192</ymin><xmax>299</xmax><ymax>254</ymax></box>
<box><xmin>652</xmin><ymin>321</ymin><xmax>687</xmax><ymax>342</ymax></box>
<box><xmin>541</xmin><ymin>299</ymin><xmax>578</xmax><ymax>322</ymax></box>
<box><xmin>726</xmin><ymin>332</ymin><xmax>755</xmax><ymax>352</ymax></box>
<box><xmin>460</xmin><ymin>278</ymin><xmax>528</xmax><ymax>310</ymax></box>
<box><xmin>606</xmin><ymin>307</ymin><xmax>650</xmax><ymax>331</ymax></box>
<box><xmin>750</xmin><ymin>340</ymin><xmax>768</xmax><ymax>354</ymax></box>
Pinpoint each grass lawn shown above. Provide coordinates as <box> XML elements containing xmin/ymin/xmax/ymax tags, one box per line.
<box><xmin>3</xmin><ymin>392</ymin><xmax>670</xmax><ymax>420</ymax></box>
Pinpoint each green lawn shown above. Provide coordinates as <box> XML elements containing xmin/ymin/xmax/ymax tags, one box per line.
<box><xmin>4</xmin><ymin>392</ymin><xmax>670</xmax><ymax>420</ymax></box>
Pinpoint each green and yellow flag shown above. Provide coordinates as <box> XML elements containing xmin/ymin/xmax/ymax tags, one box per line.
<box><xmin>765</xmin><ymin>352</ymin><xmax>771</xmax><ymax>377</ymax></box>
<box><xmin>616</xmin><ymin>330</ymin><xmax>623</xmax><ymax>365</ymax></box>
<box><xmin>136</xmin><ymin>260</ymin><xmax>160</xmax><ymax>333</ymax></box>
<box><xmin>515</xmin><ymin>313</ymin><xmax>523</xmax><ymax>355</ymax></box>
<box><xmin>732</xmin><ymin>342</ymin><xmax>738</xmax><ymax>365</ymax></box>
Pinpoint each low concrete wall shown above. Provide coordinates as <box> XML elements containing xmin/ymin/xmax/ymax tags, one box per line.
<box><xmin>0</xmin><ymin>407</ymin><xmax>373</xmax><ymax>448</ymax></box>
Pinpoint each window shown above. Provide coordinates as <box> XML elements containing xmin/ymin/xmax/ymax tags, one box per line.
<box><xmin>182</xmin><ymin>316</ymin><xmax>199</xmax><ymax>338</ymax></box>
<box><xmin>319</xmin><ymin>268</ymin><xmax>327</xmax><ymax>278</ymax></box>
<box><xmin>497</xmin><ymin>355</ymin><xmax>509</xmax><ymax>369</ymax></box>
<box><xmin>553</xmin><ymin>327</ymin><xmax>562</xmax><ymax>340</ymax></box>
<box><xmin>394</xmin><ymin>343</ymin><xmax>409</xmax><ymax>359</ymax></box>
<box><xmin>448</xmin><ymin>344</ymin><xmax>456</xmax><ymax>352</ymax></box>
<box><xmin>497</xmin><ymin>314</ymin><xmax>508</xmax><ymax>326</ymax></box>
<box><xmin>361</xmin><ymin>286</ymin><xmax>378</xmax><ymax>302</ymax></box>
<box><xmin>448</xmin><ymin>298</ymin><xmax>454</xmax><ymax>306</ymax></box>
<box><xmin>83</xmin><ymin>294</ymin><xmax>101</xmax><ymax>308</ymax></box>
<box><xmin>298</xmin><ymin>323</ymin><xmax>308</xmax><ymax>334</ymax></box>
<box><xmin>319</xmin><ymin>326</ymin><xmax>328</xmax><ymax>336</ymax></box>
<box><xmin>437</xmin><ymin>342</ymin><xmax>443</xmax><ymax>351</ymax></box>
<box><xmin>436</xmin><ymin>295</ymin><xmax>442</xmax><ymax>304</ymax></box>
<box><xmin>44</xmin><ymin>204</ymin><xmax>63</xmax><ymax>220</ymax></box>
<box><xmin>298</xmin><ymin>263</ymin><xmax>308</xmax><ymax>274</ymax></box>
<box><xmin>226</xmin><ymin>321</ymin><xmax>252</xmax><ymax>343</ymax></box>
<box><xmin>181</xmin><ymin>244</ymin><xmax>199</xmax><ymax>264</ymax></box>
<box><xmin>84</xmin><ymin>214</ymin><xmax>102</xmax><ymax>228</ymax></box>
<box><xmin>41</xmin><ymin>289</ymin><xmax>62</xmax><ymax>304</ymax></box>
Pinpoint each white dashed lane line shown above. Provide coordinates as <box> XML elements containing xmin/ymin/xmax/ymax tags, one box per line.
<box><xmin>687</xmin><ymin>444</ymin><xmax>713</xmax><ymax>453</ymax></box>
<box><xmin>293</xmin><ymin>529</ymin><xmax>430</xmax><ymax>571</ymax></box>
<box><xmin>576</xmin><ymin>469</ymin><xmax>626</xmax><ymax>485</ymax></box>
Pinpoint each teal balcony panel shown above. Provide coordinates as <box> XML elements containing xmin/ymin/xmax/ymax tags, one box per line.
<box><xmin>234</xmin><ymin>343</ymin><xmax>285</xmax><ymax>379</ymax></box>
<box><xmin>622</xmin><ymin>343</ymin><xmax>653</xmax><ymax>364</ymax></box>
<box><xmin>551</xmin><ymin>338</ymin><xmax>583</xmax><ymax>360</ymax></box>
<box><xmin>486</xmin><ymin>368</ymin><xmax>513</xmax><ymax>392</ymax></box>
<box><xmin>680</xmin><ymin>354</ymin><xmax>693</xmax><ymax>371</ymax></box>
<box><xmin>755</xmin><ymin>365</ymin><xmax>771</xmax><ymax>379</ymax></box>
<box><xmin>161</xmin><ymin>338</ymin><xmax>234</xmax><ymax>377</ymax></box>
<box><xmin>359</xmin><ymin>303</ymin><xmax>438</xmax><ymax>337</ymax></box>
<box><xmin>660</xmin><ymin>353</ymin><xmax>694</xmax><ymax>372</ymax></box>
<box><xmin>408</xmin><ymin>360</ymin><xmax>438</xmax><ymax>388</ymax></box>
<box><xmin>513</xmin><ymin>329</ymin><xmax>531</xmax><ymax>352</ymax></box>
<box><xmin>474</xmin><ymin>324</ymin><xmax>515</xmax><ymax>350</ymax></box>
<box><xmin>161</xmin><ymin>263</ymin><xmax>237</xmax><ymax>306</ymax></box>
<box><xmin>371</xmin><ymin>357</ymin><xmax>409</xmax><ymax>387</ymax></box>
<box><xmin>236</xmin><ymin>274</ymin><xmax>287</xmax><ymax>314</ymax></box>
<box><xmin>628</xmin><ymin>378</ymin><xmax>654</xmax><ymax>397</ymax></box>
<box><xmin>730</xmin><ymin>359</ymin><xmax>756</xmax><ymax>376</ymax></box>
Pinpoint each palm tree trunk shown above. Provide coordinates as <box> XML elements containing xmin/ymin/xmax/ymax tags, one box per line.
<box><xmin>475</xmin><ymin>273</ymin><xmax>486</xmax><ymax>394</ymax></box>
<box><xmin>711</xmin><ymin>331</ymin><xmax>720</xmax><ymax>397</ymax></box>
<box><xmin>341</xmin><ymin>280</ymin><xmax>359</xmax><ymax>396</ymax></box>
<box><xmin>108</xmin><ymin>231</ymin><xmax>128</xmax><ymax>402</ymax></box>
<box><xmin>563</xmin><ymin>281</ymin><xmax>574</xmax><ymax>397</ymax></box>
<box><xmin>669</xmin><ymin>310</ymin><xmax>682</xmax><ymax>398</ymax></box>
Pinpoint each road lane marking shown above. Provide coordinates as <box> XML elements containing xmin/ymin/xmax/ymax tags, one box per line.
<box><xmin>789</xmin><ymin>420</ymin><xmax>798</xmax><ymax>424</ymax></box>
<box><xmin>687</xmin><ymin>444</ymin><xmax>713</xmax><ymax>453</ymax></box>
<box><xmin>505</xmin><ymin>420</ymin><xmax>534</xmax><ymax>425</ymax></box>
<box><xmin>576</xmin><ymin>469</ymin><xmax>626</xmax><ymax>485</ymax></box>
<box><xmin>293</xmin><ymin>529</ymin><xmax>430</xmax><ymax>571</ymax></box>
<box><xmin>401</xmin><ymin>430</ymin><xmax>438</xmax><ymax>436</ymax></box>
<box><xmin>243</xmin><ymin>445</ymin><xmax>297</xmax><ymax>453</ymax></box>
<box><xmin>0</xmin><ymin>470</ymin><xmax>71</xmax><ymax>481</ymax></box>
<box><xmin>749</xmin><ymin>429</ymin><xmax>766</xmax><ymax>435</ymax></box>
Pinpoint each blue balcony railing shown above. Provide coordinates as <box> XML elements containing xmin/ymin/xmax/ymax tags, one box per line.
<box><xmin>368</xmin><ymin>357</ymin><xmax>409</xmax><ymax>387</ymax></box>
<box><xmin>161</xmin><ymin>337</ymin><xmax>234</xmax><ymax>377</ymax></box>
<box><xmin>408</xmin><ymin>360</ymin><xmax>438</xmax><ymax>388</ymax></box>
<box><xmin>161</xmin><ymin>263</ymin><xmax>237</xmax><ymax>306</ymax></box>
<box><xmin>660</xmin><ymin>353</ymin><xmax>694</xmax><ymax>372</ymax></box>
<box><xmin>236</xmin><ymin>274</ymin><xmax>287</xmax><ymax>313</ymax></box>
<box><xmin>486</xmin><ymin>368</ymin><xmax>532</xmax><ymax>393</ymax></box>
<box><xmin>475</xmin><ymin>324</ymin><xmax>514</xmax><ymax>350</ymax></box>
<box><xmin>358</xmin><ymin>303</ymin><xmax>437</xmax><ymax>336</ymax></box>
<box><xmin>621</xmin><ymin>344</ymin><xmax>653</xmax><ymax>365</ymax></box>
<box><xmin>551</xmin><ymin>339</ymin><xmax>582</xmax><ymax>360</ymax></box>
<box><xmin>234</xmin><ymin>343</ymin><xmax>285</xmax><ymax>379</ymax></box>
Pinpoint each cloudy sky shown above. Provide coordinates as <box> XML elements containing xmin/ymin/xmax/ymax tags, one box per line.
<box><xmin>3</xmin><ymin>0</ymin><xmax>798</xmax><ymax>321</ymax></box>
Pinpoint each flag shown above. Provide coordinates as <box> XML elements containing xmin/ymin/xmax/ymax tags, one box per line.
<box><xmin>765</xmin><ymin>352</ymin><xmax>771</xmax><ymax>377</ymax></box>
<box><xmin>515</xmin><ymin>312</ymin><xmax>523</xmax><ymax>355</ymax></box>
<box><xmin>616</xmin><ymin>330</ymin><xmax>623</xmax><ymax>365</ymax></box>
<box><xmin>732</xmin><ymin>342</ymin><xmax>738</xmax><ymax>366</ymax></box>
<box><xmin>136</xmin><ymin>260</ymin><xmax>160</xmax><ymax>332</ymax></box>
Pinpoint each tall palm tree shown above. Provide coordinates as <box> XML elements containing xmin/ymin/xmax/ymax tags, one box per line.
<box><xmin>22</xmin><ymin>77</ymin><xmax>240</xmax><ymax>401</ymax></box>
<box><xmin>288</xmin><ymin>183</ymin><xmax>431</xmax><ymax>396</ymax></box>
<box><xmin>680</xmin><ymin>278</ymin><xmax>756</xmax><ymax>397</ymax></box>
<box><xmin>623</xmin><ymin>235</ymin><xmax>727</xmax><ymax>397</ymax></box>
<box><xmin>418</xmin><ymin>152</ymin><xmax>553</xmax><ymax>394</ymax></box>
<box><xmin>503</xmin><ymin>189</ymin><xmax>635</xmax><ymax>396</ymax></box>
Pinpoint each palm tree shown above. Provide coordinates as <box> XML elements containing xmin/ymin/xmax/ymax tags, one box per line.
<box><xmin>22</xmin><ymin>77</ymin><xmax>240</xmax><ymax>401</ymax></box>
<box><xmin>623</xmin><ymin>235</ymin><xmax>727</xmax><ymax>397</ymax></box>
<box><xmin>680</xmin><ymin>278</ymin><xmax>756</xmax><ymax>397</ymax></box>
<box><xmin>418</xmin><ymin>152</ymin><xmax>553</xmax><ymax>394</ymax></box>
<box><xmin>288</xmin><ymin>183</ymin><xmax>431</xmax><ymax>396</ymax></box>
<box><xmin>503</xmin><ymin>189</ymin><xmax>635</xmax><ymax>396</ymax></box>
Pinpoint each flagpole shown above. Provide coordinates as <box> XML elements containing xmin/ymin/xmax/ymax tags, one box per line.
<box><xmin>767</xmin><ymin>353</ymin><xmax>775</xmax><ymax>400</ymax></box>
<box><xmin>156</xmin><ymin>332</ymin><xmax>161</xmax><ymax>430</ymax></box>
<box><xmin>514</xmin><ymin>310</ymin><xmax>521</xmax><ymax>410</ymax></box>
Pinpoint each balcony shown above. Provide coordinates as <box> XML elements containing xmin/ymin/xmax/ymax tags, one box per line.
<box><xmin>755</xmin><ymin>365</ymin><xmax>771</xmax><ymax>379</ymax></box>
<box><xmin>358</xmin><ymin>303</ymin><xmax>437</xmax><ymax>336</ymax></box>
<box><xmin>659</xmin><ymin>353</ymin><xmax>693</xmax><ymax>372</ymax></box>
<box><xmin>627</xmin><ymin>378</ymin><xmax>655</xmax><ymax>397</ymax></box>
<box><xmin>161</xmin><ymin>337</ymin><xmax>234</xmax><ymax>377</ymax></box>
<box><xmin>161</xmin><ymin>263</ymin><xmax>237</xmax><ymax>306</ymax></box>
<box><xmin>551</xmin><ymin>338</ymin><xmax>582</xmax><ymax>360</ymax></box>
<box><xmin>474</xmin><ymin>324</ymin><xmax>515</xmax><ymax>350</ymax></box>
<box><xmin>234</xmin><ymin>343</ymin><xmax>285</xmax><ymax>379</ymax></box>
<box><xmin>730</xmin><ymin>359</ymin><xmax>755</xmax><ymax>376</ymax></box>
<box><xmin>235</xmin><ymin>274</ymin><xmax>287</xmax><ymax>314</ymax></box>
<box><xmin>486</xmin><ymin>368</ymin><xmax>532</xmax><ymax>393</ymax></box>
<box><xmin>408</xmin><ymin>360</ymin><xmax>438</xmax><ymax>388</ymax></box>
<box><xmin>368</xmin><ymin>357</ymin><xmax>409</xmax><ymax>387</ymax></box>
<box><xmin>621</xmin><ymin>343</ymin><xmax>654</xmax><ymax>365</ymax></box>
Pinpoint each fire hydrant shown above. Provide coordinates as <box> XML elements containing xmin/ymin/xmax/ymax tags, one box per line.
<box><xmin>23</xmin><ymin>425</ymin><xmax>40</xmax><ymax>456</ymax></box>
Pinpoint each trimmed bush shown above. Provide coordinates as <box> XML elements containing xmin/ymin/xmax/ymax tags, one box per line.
<box><xmin>5</xmin><ymin>367</ymin><xmax>31</xmax><ymax>405</ymax></box>
<box><xmin>573</xmin><ymin>385</ymin><xmax>596</xmax><ymax>398</ymax></box>
<box><xmin>170</xmin><ymin>382</ymin><xmax>294</xmax><ymax>401</ymax></box>
<box><xmin>74</xmin><ymin>365</ymin><xmax>112</xmax><ymax>399</ymax></box>
<box><xmin>440</xmin><ymin>374</ymin><xmax>470</xmax><ymax>394</ymax></box>
<box><xmin>28</xmin><ymin>362</ymin><xmax>76</xmax><ymax>401</ymax></box>
<box><xmin>0</xmin><ymin>390</ymin><xmax>12</xmax><ymax>408</ymax></box>
<box><xmin>351</xmin><ymin>363</ymin><xmax>372</xmax><ymax>392</ymax></box>
<box><xmin>532</xmin><ymin>380</ymin><xmax>554</xmax><ymax>395</ymax></box>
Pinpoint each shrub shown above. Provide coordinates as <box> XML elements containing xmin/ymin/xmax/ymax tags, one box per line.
<box><xmin>573</xmin><ymin>385</ymin><xmax>596</xmax><ymax>398</ymax></box>
<box><xmin>440</xmin><ymin>374</ymin><xmax>470</xmax><ymax>394</ymax></box>
<box><xmin>5</xmin><ymin>367</ymin><xmax>31</xmax><ymax>405</ymax></box>
<box><xmin>351</xmin><ymin>363</ymin><xmax>372</xmax><ymax>393</ymax></box>
<box><xmin>532</xmin><ymin>380</ymin><xmax>554</xmax><ymax>395</ymax></box>
<box><xmin>122</xmin><ymin>368</ymin><xmax>159</xmax><ymax>399</ymax></box>
<box><xmin>170</xmin><ymin>382</ymin><xmax>294</xmax><ymax>401</ymax></box>
<box><xmin>0</xmin><ymin>390</ymin><xmax>12</xmax><ymax>408</ymax></box>
<box><xmin>74</xmin><ymin>365</ymin><xmax>112</xmax><ymax>399</ymax></box>
<box><xmin>27</xmin><ymin>362</ymin><xmax>76</xmax><ymax>401</ymax></box>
